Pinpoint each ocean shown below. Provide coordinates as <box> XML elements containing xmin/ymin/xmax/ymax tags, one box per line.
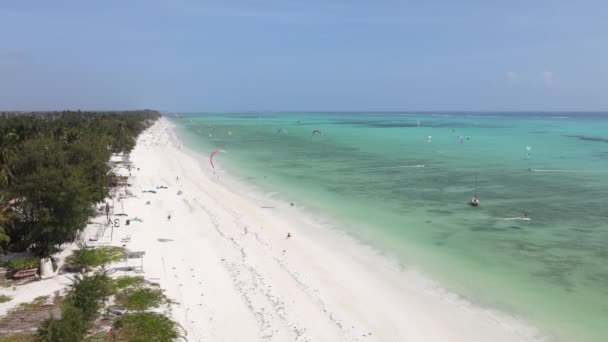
<box><xmin>171</xmin><ymin>112</ymin><xmax>608</xmax><ymax>341</ymax></box>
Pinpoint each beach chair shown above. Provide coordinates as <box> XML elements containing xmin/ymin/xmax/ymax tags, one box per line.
<box><xmin>12</xmin><ymin>268</ymin><xmax>38</xmax><ymax>280</ymax></box>
<box><xmin>108</xmin><ymin>306</ymin><xmax>127</xmax><ymax>315</ymax></box>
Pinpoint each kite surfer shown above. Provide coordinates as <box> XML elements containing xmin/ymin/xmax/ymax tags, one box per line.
<box><xmin>210</xmin><ymin>149</ymin><xmax>226</xmax><ymax>170</ymax></box>
<box><xmin>311</xmin><ymin>130</ymin><xmax>322</xmax><ymax>137</ymax></box>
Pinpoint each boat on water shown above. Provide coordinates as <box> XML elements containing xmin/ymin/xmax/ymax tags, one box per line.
<box><xmin>470</xmin><ymin>196</ymin><xmax>480</xmax><ymax>207</ymax></box>
<box><xmin>470</xmin><ymin>176</ymin><xmax>480</xmax><ymax>207</ymax></box>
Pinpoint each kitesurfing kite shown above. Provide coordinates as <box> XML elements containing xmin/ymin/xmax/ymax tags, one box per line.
<box><xmin>276</xmin><ymin>128</ymin><xmax>288</xmax><ymax>135</ymax></box>
<box><xmin>209</xmin><ymin>149</ymin><xmax>226</xmax><ymax>170</ymax></box>
<box><xmin>311</xmin><ymin>130</ymin><xmax>323</xmax><ymax>137</ymax></box>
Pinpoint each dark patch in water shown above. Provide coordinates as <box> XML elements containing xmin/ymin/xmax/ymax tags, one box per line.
<box><xmin>428</xmin><ymin>209</ymin><xmax>452</xmax><ymax>215</ymax></box>
<box><xmin>331</xmin><ymin>120</ymin><xmax>418</xmax><ymax>128</ymax></box>
<box><xmin>509</xmin><ymin>226</ymin><xmax>522</xmax><ymax>230</ymax></box>
<box><xmin>563</xmin><ymin>135</ymin><xmax>608</xmax><ymax>143</ymax></box>
<box><xmin>571</xmin><ymin>228</ymin><xmax>592</xmax><ymax>233</ymax></box>
<box><xmin>530</xmin><ymin>131</ymin><xmax>549</xmax><ymax>134</ymax></box>
<box><xmin>329</xmin><ymin>119</ymin><xmax>506</xmax><ymax>129</ymax></box>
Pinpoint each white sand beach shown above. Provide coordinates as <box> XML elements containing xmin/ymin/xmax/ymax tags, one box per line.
<box><xmin>1</xmin><ymin>118</ymin><xmax>543</xmax><ymax>341</ymax></box>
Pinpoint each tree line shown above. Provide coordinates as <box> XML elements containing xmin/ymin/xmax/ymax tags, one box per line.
<box><xmin>0</xmin><ymin>110</ymin><xmax>160</xmax><ymax>256</ymax></box>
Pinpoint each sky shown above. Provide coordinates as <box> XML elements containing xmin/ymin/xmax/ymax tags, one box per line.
<box><xmin>0</xmin><ymin>0</ymin><xmax>607</xmax><ymax>112</ymax></box>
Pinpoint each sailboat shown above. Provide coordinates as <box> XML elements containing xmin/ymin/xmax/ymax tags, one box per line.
<box><xmin>470</xmin><ymin>176</ymin><xmax>480</xmax><ymax>207</ymax></box>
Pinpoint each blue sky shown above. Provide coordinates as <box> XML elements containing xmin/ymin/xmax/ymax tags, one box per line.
<box><xmin>1</xmin><ymin>1</ymin><xmax>606</xmax><ymax>111</ymax></box>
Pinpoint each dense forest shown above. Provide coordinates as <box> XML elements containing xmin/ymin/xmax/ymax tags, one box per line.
<box><xmin>0</xmin><ymin>110</ymin><xmax>160</xmax><ymax>256</ymax></box>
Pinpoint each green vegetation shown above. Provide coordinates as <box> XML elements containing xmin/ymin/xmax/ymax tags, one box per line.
<box><xmin>0</xmin><ymin>110</ymin><xmax>160</xmax><ymax>256</ymax></box>
<box><xmin>0</xmin><ymin>294</ymin><xmax>11</xmax><ymax>303</ymax></box>
<box><xmin>68</xmin><ymin>246</ymin><xmax>124</xmax><ymax>270</ymax></box>
<box><xmin>114</xmin><ymin>276</ymin><xmax>145</xmax><ymax>290</ymax></box>
<box><xmin>36</xmin><ymin>273</ymin><xmax>114</xmax><ymax>341</ymax></box>
<box><xmin>0</xmin><ymin>196</ymin><xmax>12</xmax><ymax>246</ymax></box>
<box><xmin>34</xmin><ymin>270</ymin><xmax>178</xmax><ymax>341</ymax></box>
<box><xmin>66</xmin><ymin>273</ymin><xmax>115</xmax><ymax>322</ymax></box>
<box><xmin>36</xmin><ymin>305</ymin><xmax>88</xmax><ymax>342</ymax></box>
<box><xmin>115</xmin><ymin>287</ymin><xmax>168</xmax><ymax>311</ymax></box>
<box><xmin>0</xmin><ymin>334</ymin><xmax>36</xmax><ymax>342</ymax></box>
<box><xmin>5</xmin><ymin>257</ymin><xmax>39</xmax><ymax>272</ymax></box>
<box><xmin>110</xmin><ymin>312</ymin><xmax>178</xmax><ymax>342</ymax></box>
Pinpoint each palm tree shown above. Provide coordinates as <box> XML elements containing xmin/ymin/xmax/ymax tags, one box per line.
<box><xmin>0</xmin><ymin>196</ymin><xmax>11</xmax><ymax>246</ymax></box>
<box><xmin>0</xmin><ymin>132</ymin><xmax>19</xmax><ymax>188</ymax></box>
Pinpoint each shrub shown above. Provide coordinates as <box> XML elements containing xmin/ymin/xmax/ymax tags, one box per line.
<box><xmin>111</xmin><ymin>312</ymin><xmax>178</xmax><ymax>342</ymax></box>
<box><xmin>114</xmin><ymin>276</ymin><xmax>145</xmax><ymax>290</ymax></box>
<box><xmin>66</xmin><ymin>273</ymin><xmax>115</xmax><ymax>322</ymax></box>
<box><xmin>36</xmin><ymin>305</ymin><xmax>87</xmax><ymax>342</ymax></box>
<box><xmin>69</xmin><ymin>246</ymin><xmax>123</xmax><ymax>270</ymax></box>
<box><xmin>6</xmin><ymin>257</ymin><xmax>39</xmax><ymax>272</ymax></box>
<box><xmin>115</xmin><ymin>288</ymin><xmax>167</xmax><ymax>311</ymax></box>
<box><xmin>0</xmin><ymin>294</ymin><xmax>12</xmax><ymax>303</ymax></box>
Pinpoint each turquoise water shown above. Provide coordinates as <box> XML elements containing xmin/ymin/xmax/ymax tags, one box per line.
<box><xmin>172</xmin><ymin>113</ymin><xmax>608</xmax><ymax>341</ymax></box>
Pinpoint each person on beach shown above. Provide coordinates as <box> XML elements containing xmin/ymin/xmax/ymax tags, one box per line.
<box><xmin>167</xmin><ymin>214</ymin><xmax>171</xmax><ymax>221</ymax></box>
<box><xmin>286</xmin><ymin>232</ymin><xmax>291</xmax><ymax>238</ymax></box>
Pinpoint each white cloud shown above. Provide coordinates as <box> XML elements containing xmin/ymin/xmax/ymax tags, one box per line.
<box><xmin>506</xmin><ymin>71</ymin><xmax>519</xmax><ymax>82</ymax></box>
<box><xmin>542</xmin><ymin>71</ymin><xmax>555</xmax><ymax>87</ymax></box>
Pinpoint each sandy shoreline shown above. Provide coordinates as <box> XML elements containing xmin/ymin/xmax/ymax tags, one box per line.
<box><xmin>1</xmin><ymin>118</ymin><xmax>544</xmax><ymax>341</ymax></box>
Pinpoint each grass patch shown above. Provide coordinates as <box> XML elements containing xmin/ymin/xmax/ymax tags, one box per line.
<box><xmin>0</xmin><ymin>334</ymin><xmax>36</xmax><ymax>342</ymax></box>
<box><xmin>68</xmin><ymin>246</ymin><xmax>124</xmax><ymax>270</ymax></box>
<box><xmin>115</xmin><ymin>288</ymin><xmax>167</xmax><ymax>311</ymax></box>
<box><xmin>12</xmin><ymin>296</ymin><xmax>49</xmax><ymax>312</ymax></box>
<box><xmin>114</xmin><ymin>276</ymin><xmax>145</xmax><ymax>290</ymax></box>
<box><xmin>0</xmin><ymin>294</ymin><xmax>11</xmax><ymax>303</ymax></box>
<box><xmin>0</xmin><ymin>295</ymin><xmax>61</xmax><ymax>339</ymax></box>
<box><xmin>110</xmin><ymin>312</ymin><xmax>178</xmax><ymax>342</ymax></box>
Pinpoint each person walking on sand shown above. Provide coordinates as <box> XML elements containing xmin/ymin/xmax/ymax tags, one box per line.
<box><xmin>167</xmin><ymin>214</ymin><xmax>171</xmax><ymax>221</ymax></box>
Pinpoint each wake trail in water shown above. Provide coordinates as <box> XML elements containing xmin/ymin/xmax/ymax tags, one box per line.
<box><xmin>496</xmin><ymin>217</ymin><xmax>532</xmax><ymax>221</ymax></box>
<box><xmin>531</xmin><ymin>169</ymin><xmax>608</xmax><ymax>173</ymax></box>
<box><xmin>377</xmin><ymin>165</ymin><xmax>426</xmax><ymax>169</ymax></box>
